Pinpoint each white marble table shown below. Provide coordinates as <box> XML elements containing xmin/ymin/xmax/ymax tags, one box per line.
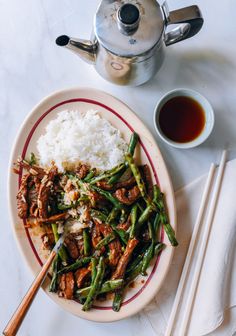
<box><xmin>1</xmin><ymin>0</ymin><xmax>236</xmax><ymax>335</ymax></box>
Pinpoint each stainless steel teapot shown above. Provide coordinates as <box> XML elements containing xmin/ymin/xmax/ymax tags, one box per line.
<box><xmin>56</xmin><ymin>0</ymin><xmax>203</xmax><ymax>86</ymax></box>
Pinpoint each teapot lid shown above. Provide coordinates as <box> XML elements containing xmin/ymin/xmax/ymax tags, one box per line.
<box><xmin>94</xmin><ymin>0</ymin><xmax>164</xmax><ymax>57</ymax></box>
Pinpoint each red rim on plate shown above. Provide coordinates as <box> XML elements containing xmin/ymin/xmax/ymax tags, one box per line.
<box><xmin>18</xmin><ymin>98</ymin><xmax>164</xmax><ymax>310</ymax></box>
<box><xmin>9</xmin><ymin>87</ymin><xmax>176</xmax><ymax>322</ymax></box>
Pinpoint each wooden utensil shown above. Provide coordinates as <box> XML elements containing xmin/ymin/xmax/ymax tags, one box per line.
<box><xmin>3</xmin><ymin>237</ymin><xmax>63</xmax><ymax>336</ymax></box>
<box><xmin>178</xmin><ymin>150</ymin><xmax>227</xmax><ymax>335</ymax></box>
<box><xmin>165</xmin><ymin>162</ymin><xmax>216</xmax><ymax>336</ymax></box>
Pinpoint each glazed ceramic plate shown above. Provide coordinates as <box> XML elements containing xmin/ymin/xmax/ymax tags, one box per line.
<box><xmin>8</xmin><ymin>87</ymin><xmax>177</xmax><ymax>322</ymax></box>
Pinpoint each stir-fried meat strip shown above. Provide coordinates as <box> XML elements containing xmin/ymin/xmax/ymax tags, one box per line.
<box><xmin>17</xmin><ymin>173</ymin><xmax>31</xmax><ymax>219</ymax></box>
<box><xmin>17</xmin><ymin>157</ymin><xmax>45</xmax><ymax>178</ymax></box>
<box><xmin>88</xmin><ymin>190</ymin><xmax>105</xmax><ymax>205</ymax></box>
<box><xmin>64</xmin><ymin>234</ymin><xmax>80</xmax><ymax>260</ymax></box>
<box><xmin>37</xmin><ymin>165</ymin><xmax>58</xmax><ymax>218</ymax></box>
<box><xmin>91</xmin><ymin>222</ymin><xmax>105</xmax><ymax>254</ymax></box>
<box><xmin>114</xmin><ymin>185</ymin><xmax>140</xmax><ymax>205</ymax></box>
<box><xmin>74</xmin><ymin>267</ymin><xmax>91</xmax><ymax>288</ymax></box>
<box><xmin>28</xmin><ymin>177</ymin><xmax>41</xmax><ymax>217</ymax></box>
<box><xmin>29</xmin><ymin>203</ymin><xmax>39</xmax><ymax>217</ymax></box>
<box><xmin>115</xmin><ymin>176</ymin><xmax>136</xmax><ymax>189</ymax></box>
<box><xmin>96</xmin><ymin>181</ymin><xmax>113</xmax><ymax>190</ymax></box>
<box><xmin>112</xmin><ymin>238</ymin><xmax>139</xmax><ymax>280</ymax></box>
<box><xmin>141</xmin><ymin>164</ymin><xmax>153</xmax><ymax>197</ymax></box>
<box><xmin>58</xmin><ymin>272</ymin><xmax>75</xmax><ymax>299</ymax></box>
<box><xmin>96</xmin><ymin>176</ymin><xmax>136</xmax><ymax>191</ymax></box>
<box><xmin>91</xmin><ymin>223</ymin><xmax>101</xmax><ymax>248</ymax></box>
<box><xmin>37</xmin><ymin>213</ymin><xmax>67</xmax><ymax>223</ymax></box>
<box><xmin>76</xmin><ymin>164</ymin><xmax>89</xmax><ymax>179</ymax></box>
<box><xmin>117</xmin><ymin>215</ymin><xmax>131</xmax><ymax>231</ymax></box>
<box><xmin>81</xmin><ymin>207</ymin><xmax>91</xmax><ymax>222</ymax></box>
<box><xmin>41</xmin><ymin>232</ymin><xmax>55</xmax><ymax>249</ymax></box>
<box><xmin>60</xmin><ymin>175</ymin><xmax>68</xmax><ymax>189</ymax></box>
<box><xmin>99</xmin><ymin>223</ymin><xmax>122</xmax><ymax>267</ymax></box>
<box><xmin>33</xmin><ymin>176</ymin><xmax>41</xmax><ymax>193</ymax></box>
<box><xmin>64</xmin><ymin>179</ymin><xmax>74</xmax><ymax>193</ymax></box>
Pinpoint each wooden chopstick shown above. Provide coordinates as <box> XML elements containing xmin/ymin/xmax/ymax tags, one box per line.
<box><xmin>3</xmin><ymin>250</ymin><xmax>56</xmax><ymax>336</ymax></box>
<box><xmin>165</xmin><ymin>163</ymin><xmax>216</xmax><ymax>336</ymax></box>
<box><xmin>178</xmin><ymin>150</ymin><xmax>227</xmax><ymax>336</ymax></box>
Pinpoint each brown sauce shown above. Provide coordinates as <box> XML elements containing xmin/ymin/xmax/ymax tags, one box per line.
<box><xmin>159</xmin><ymin>96</ymin><xmax>206</xmax><ymax>143</ymax></box>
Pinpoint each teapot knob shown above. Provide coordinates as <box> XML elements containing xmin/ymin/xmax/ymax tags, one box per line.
<box><xmin>117</xmin><ymin>3</ymin><xmax>140</xmax><ymax>35</ymax></box>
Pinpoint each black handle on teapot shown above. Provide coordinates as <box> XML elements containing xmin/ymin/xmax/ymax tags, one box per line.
<box><xmin>162</xmin><ymin>3</ymin><xmax>204</xmax><ymax>46</ymax></box>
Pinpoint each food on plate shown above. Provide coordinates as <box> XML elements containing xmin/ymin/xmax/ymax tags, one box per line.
<box><xmin>37</xmin><ymin>110</ymin><xmax>128</xmax><ymax>171</ymax></box>
<box><xmin>14</xmin><ymin>110</ymin><xmax>178</xmax><ymax>312</ymax></box>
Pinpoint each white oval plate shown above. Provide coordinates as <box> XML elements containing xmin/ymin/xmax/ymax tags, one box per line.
<box><xmin>8</xmin><ymin>87</ymin><xmax>177</xmax><ymax>322</ymax></box>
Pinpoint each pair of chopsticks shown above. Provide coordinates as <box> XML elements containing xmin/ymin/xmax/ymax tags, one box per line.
<box><xmin>3</xmin><ymin>236</ymin><xmax>64</xmax><ymax>336</ymax></box>
<box><xmin>165</xmin><ymin>150</ymin><xmax>227</xmax><ymax>336</ymax></box>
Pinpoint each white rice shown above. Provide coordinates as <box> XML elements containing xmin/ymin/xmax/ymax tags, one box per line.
<box><xmin>37</xmin><ymin>110</ymin><xmax>128</xmax><ymax>171</ymax></box>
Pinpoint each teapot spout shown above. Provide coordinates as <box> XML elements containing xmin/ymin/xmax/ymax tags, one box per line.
<box><xmin>56</xmin><ymin>35</ymin><xmax>96</xmax><ymax>64</ymax></box>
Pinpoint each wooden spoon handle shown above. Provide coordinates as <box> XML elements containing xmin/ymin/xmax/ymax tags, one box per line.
<box><xmin>3</xmin><ymin>250</ymin><xmax>56</xmax><ymax>336</ymax></box>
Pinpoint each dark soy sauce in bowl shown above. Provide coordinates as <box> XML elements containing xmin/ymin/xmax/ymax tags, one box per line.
<box><xmin>159</xmin><ymin>96</ymin><xmax>206</xmax><ymax>143</ymax></box>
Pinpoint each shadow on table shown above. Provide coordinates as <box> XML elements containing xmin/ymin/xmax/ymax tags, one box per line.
<box><xmin>142</xmin><ymin>48</ymin><xmax>235</xmax><ymax>93</ymax></box>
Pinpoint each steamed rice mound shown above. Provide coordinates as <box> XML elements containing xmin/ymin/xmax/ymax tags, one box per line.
<box><xmin>37</xmin><ymin>110</ymin><xmax>128</xmax><ymax>171</ymax></box>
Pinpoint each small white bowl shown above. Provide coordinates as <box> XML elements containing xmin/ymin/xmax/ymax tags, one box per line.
<box><xmin>153</xmin><ymin>88</ymin><xmax>215</xmax><ymax>149</ymax></box>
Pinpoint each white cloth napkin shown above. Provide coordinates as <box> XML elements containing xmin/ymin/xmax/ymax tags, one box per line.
<box><xmin>142</xmin><ymin>159</ymin><xmax>236</xmax><ymax>336</ymax></box>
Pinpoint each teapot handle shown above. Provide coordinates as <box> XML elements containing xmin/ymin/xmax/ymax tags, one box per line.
<box><xmin>162</xmin><ymin>2</ymin><xmax>204</xmax><ymax>46</ymax></box>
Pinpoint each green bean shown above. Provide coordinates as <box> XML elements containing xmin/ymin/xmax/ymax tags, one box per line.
<box><xmin>154</xmin><ymin>243</ymin><xmax>165</xmax><ymax>256</ymax></box>
<box><xmin>51</xmin><ymin>223</ymin><xmax>68</xmax><ymax>262</ymax></box>
<box><xmin>141</xmin><ymin>242</ymin><xmax>155</xmax><ymax>275</ymax></box>
<box><xmin>125</xmin><ymin>153</ymin><xmax>151</xmax><ymax>204</ymax></box>
<box><xmin>107</xmin><ymin>168</ymin><xmax>125</xmax><ymax>185</ymax></box>
<box><xmin>153</xmin><ymin>185</ymin><xmax>161</xmax><ymax>203</ymax></box>
<box><xmin>129</xmin><ymin>203</ymin><xmax>138</xmax><ymax>238</ymax></box>
<box><xmin>112</xmin><ymin>289</ymin><xmax>123</xmax><ymax>312</ymax></box>
<box><xmin>136</xmin><ymin>202</ymin><xmax>157</xmax><ymax>227</ymax></box>
<box><xmin>162</xmin><ymin>220</ymin><xmax>178</xmax><ymax>246</ymax></box>
<box><xmin>65</xmin><ymin>173</ymin><xmax>76</xmax><ymax>179</ymax></box>
<box><xmin>77</xmin><ymin>195</ymin><xmax>90</xmax><ymax>203</ymax></box>
<box><xmin>95</xmin><ymin>232</ymin><xmax>116</xmax><ymax>249</ymax></box>
<box><xmin>76</xmin><ymin>178</ymin><xmax>86</xmax><ymax>191</ymax></box>
<box><xmin>91</xmin><ymin>257</ymin><xmax>98</xmax><ymax>285</ymax></box>
<box><xmin>108</xmin><ymin>132</ymin><xmax>139</xmax><ymax>185</ymax></box>
<box><xmin>126</xmin><ymin>253</ymin><xmax>143</xmax><ymax>273</ymax></box>
<box><xmin>49</xmin><ymin>255</ymin><xmax>60</xmax><ymax>292</ymax></box>
<box><xmin>148</xmin><ymin>221</ymin><xmax>155</xmax><ymax>242</ymax></box>
<box><xmin>133</xmin><ymin>187</ymin><xmax>159</xmax><ymax>232</ymax></box>
<box><xmin>120</xmin><ymin>208</ymin><xmax>128</xmax><ymax>223</ymax></box>
<box><xmin>57</xmin><ymin>195</ymin><xmax>89</xmax><ymax>211</ymax></box>
<box><xmin>75</xmin><ymin>279</ymin><xmax>124</xmax><ymax>299</ymax></box>
<box><xmin>155</xmin><ymin>192</ymin><xmax>178</xmax><ymax>246</ymax></box>
<box><xmin>91</xmin><ymin>185</ymin><xmax>124</xmax><ymax>209</ymax></box>
<box><xmin>82</xmin><ymin>256</ymin><xmax>105</xmax><ymax>311</ymax></box>
<box><xmin>58</xmin><ymin>257</ymin><xmax>91</xmax><ymax>274</ymax></box>
<box><xmin>152</xmin><ymin>186</ymin><xmax>178</xmax><ymax>246</ymax></box>
<box><xmin>90</xmin><ymin>209</ymin><xmax>107</xmax><ymax>222</ymax></box>
<box><xmin>153</xmin><ymin>213</ymin><xmax>161</xmax><ymax>242</ymax></box>
<box><xmin>57</xmin><ymin>203</ymin><xmax>73</xmax><ymax>210</ymax></box>
<box><xmin>83</xmin><ymin>169</ymin><xmax>96</xmax><ymax>182</ymax></box>
<box><xmin>89</xmin><ymin>163</ymin><xmax>125</xmax><ymax>184</ymax></box>
<box><xmin>128</xmin><ymin>132</ymin><xmax>139</xmax><ymax>156</ymax></box>
<box><xmin>83</xmin><ymin>229</ymin><xmax>91</xmax><ymax>256</ymax></box>
<box><xmin>29</xmin><ymin>152</ymin><xmax>37</xmax><ymax>165</ymax></box>
<box><xmin>107</xmin><ymin>208</ymin><xmax>120</xmax><ymax>224</ymax></box>
<box><xmin>111</xmin><ymin>225</ymin><xmax>129</xmax><ymax>245</ymax></box>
